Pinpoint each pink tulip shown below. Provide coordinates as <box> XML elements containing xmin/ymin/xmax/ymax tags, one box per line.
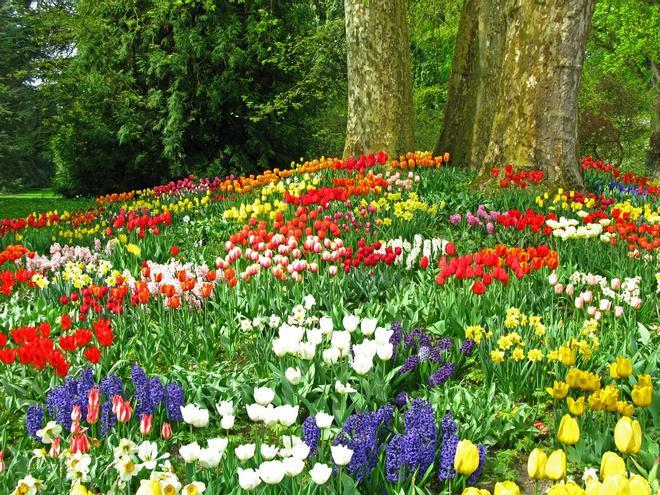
<box><xmin>614</xmin><ymin>306</ymin><xmax>624</xmax><ymax>318</ymax></box>
<box><xmin>140</xmin><ymin>414</ymin><xmax>153</xmax><ymax>435</ymax></box>
<box><xmin>554</xmin><ymin>283</ymin><xmax>564</xmax><ymax>295</ymax></box>
<box><xmin>49</xmin><ymin>438</ymin><xmax>61</xmax><ymax>458</ymax></box>
<box><xmin>548</xmin><ymin>273</ymin><xmax>558</xmax><ymax>286</ymax></box>
<box><xmin>161</xmin><ymin>422</ymin><xmax>172</xmax><ymax>439</ymax></box>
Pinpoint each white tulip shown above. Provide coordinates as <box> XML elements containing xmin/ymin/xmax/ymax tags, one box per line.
<box><xmin>315</xmin><ymin>412</ymin><xmax>334</xmax><ymax>429</ymax></box>
<box><xmin>309</xmin><ymin>463</ymin><xmax>332</xmax><ymax>484</ymax></box>
<box><xmin>237</xmin><ymin>468</ymin><xmax>261</xmax><ymax>491</ymax></box>
<box><xmin>360</xmin><ymin>318</ymin><xmax>378</xmax><ymax>336</ymax></box>
<box><xmin>342</xmin><ymin>315</ymin><xmax>360</xmax><ymax>332</ymax></box>
<box><xmin>216</xmin><ymin>400</ymin><xmax>233</xmax><ymax>417</ymax></box>
<box><xmin>262</xmin><ymin>405</ymin><xmax>278</xmax><ymax>427</ymax></box>
<box><xmin>246</xmin><ymin>403</ymin><xmax>266</xmax><ymax>422</ymax></box>
<box><xmin>235</xmin><ymin>444</ymin><xmax>256</xmax><ymax>462</ymax></box>
<box><xmin>220</xmin><ymin>415</ymin><xmax>235</xmax><ymax>430</ymax></box>
<box><xmin>291</xmin><ymin>442</ymin><xmax>311</xmax><ymax>460</ymax></box>
<box><xmin>319</xmin><ymin>316</ymin><xmax>333</xmax><ymax>335</ymax></box>
<box><xmin>322</xmin><ymin>346</ymin><xmax>340</xmax><ymax>365</ymax></box>
<box><xmin>331</xmin><ymin>331</ymin><xmax>351</xmax><ymax>352</ymax></box>
<box><xmin>331</xmin><ymin>444</ymin><xmax>354</xmax><ymax>466</ymax></box>
<box><xmin>306</xmin><ymin>328</ymin><xmax>323</xmax><ymax>346</ymax></box>
<box><xmin>258</xmin><ymin>460</ymin><xmax>286</xmax><ymax>485</ymax></box>
<box><xmin>260</xmin><ymin>444</ymin><xmax>278</xmax><ymax>460</ymax></box>
<box><xmin>303</xmin><ymin>294</ymin><xmax>316</xmax><ymax>309</ymax></box>
<box><xmin>376</xmin><ymin>342</ymin><xmax>394</xmax><ymax>361</ymax></box>
<box><xmin>207</xmin><ymin>438</ymin><xmax>228</xmax><ymax>454</ymax></box>
<box><xmin>179</xmin><ymin>442</ymin><xmax>201</xmax><ymax>463</ymax></box>
<box><xmin>285</xmin><ymin>367</ymin><xmax>302</xmax><ymax>385</ymax></box>
<box><xmin>198</xmin><ymin>447</ymin><xmax>223</xmax><ymax>468</ymax></box>
<box><xmin>282</xmin><ymin>456</ymin><xmax>305</xmax><ymax>477</ymax></box>
<box><xmin>298</xmin><ymin>342</ymin><xmax>316</xmax><ymax>360</ymax></box>
<box><xmin>352</xmin><ymin>354</ymin><xmax>373</xmax><ymax>375</ymax></box>
<box><xmin>276</xmin><ymin>405</ymin><xmax>299</xmax><ymax>427</ymax></box>
<box><xmin>253</xmin><ymin>387</ymin><xmax>275</xmax><ymax>406</ymax></box>
<box><xmin>375</xmin><ymin>327</ymin><xmax>393</xmax><ymax>345</ymax></box>
<box><xmin>180</xmin><ymin>404</ymin><xmax>209</xmax><ymax>428</ymax></box>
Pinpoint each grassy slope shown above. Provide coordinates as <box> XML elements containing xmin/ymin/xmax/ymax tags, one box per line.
<box><xmin>0</xmin><ymin>188</ymin><xmax>92</xmax><ymax>220</ymax></box>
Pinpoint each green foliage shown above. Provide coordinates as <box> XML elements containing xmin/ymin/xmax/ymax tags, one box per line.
<box><xmin>49</xmin><ymin>0</ymin><xmax>347</xmax><ymax>196</ymax></box>
<box><xmin>578</xmin><ymin>0</ymin><xmax>660</xmax><ymax>171</ymax></box>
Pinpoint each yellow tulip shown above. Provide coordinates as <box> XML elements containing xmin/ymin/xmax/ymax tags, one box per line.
<box><xmin>585</xmin><ymin>480</ymin><xmax>603</xmax><ymax>495</ymax></box>
<box><xmin>462</xmin><ymin>488</ymin><xmax>491</xmax><ymax>495</ymax></box>
<box><xmin>631</xmin><ymin>385</ymin><xmax>651</xmax><ymax>408</ymax></box>
<box><xmin>616</xmin><ymin>401</ymin><xmax>634</xmax><ymax>417</ymax></box>
<box><xmin>454</xmin><ymin>439</ymin><xmax>481</xmax><ymax>476</ymax></box>
<box><xmin>527</xmin><ymin>448</ymin><xmax>547</xmax><ymax>480</ymax></box>
<box><xmin>628</xmin><ymin>475</ymin><xmax>651</xmax><ymax>495</ymax></box>
<box><xmin>557</xmin><ymin>414</ymin><xmax>580</xmax><ymax>445</ymax></box>
<box><xmin>136</xmin><ymin>480</ymin><xmax>163</xmax><ymax>495</ymax></box>
<box><xmin>637</xmin><ymin>374</ymin><xmax>652</xmax><ymax>388</ymax></box>
<box><xmin>602</xmin><ymin>475</ymin><xmax>630</xmax><ymax>495</ymax></box>
<box><xmin>609</xmin><ymin>357</ymin><xmax>633</xmax><ymax>379</ymax></box>
<box><xmin>545</xmin><ymin>450</ymin><xmax>567</xmax><ymax>480</ymax></box>
<box><xmin>565</xmin><ymin>481</ymin><xmax>586</xmax><ymax>495</ymax></box>
<box><xmin>614</xmin><ymin>416</ymin><xmax>642</xmax><ymax>454</ymax></box>
<box><xmin>547</xmin><ymin>381</ymin><xmax>570</xmax><ymax>400</ymax></box>
<box><xmin>494</xmin><ymin>481</ymin><xmax>521</xmax><ymax>495</ymax></box>
<box><xmin>548</xmin><ymin>484</ymin><xmax>570</xmax><ymax>495</ymax></box>
<box><xmin>567</xmin><ymin>396</ymin><xmax>585</xmax><ymax>416</ymax></box>
<box><xmin>70</xmin><ymin>484</ymin><xmax>89</xmax><ymax>495</ymax></box>
<box><xmin>600</xmin><ymin>452</ymin><xmax>626</xmax><ymax>479</ymax></box>
<box><xmin>559</xmin><ymin>346</ymin><xmax>576</xmax><ymax>366</ymax></box>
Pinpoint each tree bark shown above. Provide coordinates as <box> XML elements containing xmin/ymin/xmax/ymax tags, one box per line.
<box><xmin>343</xmin><ymin>0</ymin><xmax>414</xmax><ymax>159</ymax></box>
<box><xmin>435</xmin><ymin>0</ymin><xmax>596</xmax><ymax>188</ymax></box>
<box><xmin>649</xmin><ymin>60</ymin><xmax>660</xmax><ymax>178</ymax></box>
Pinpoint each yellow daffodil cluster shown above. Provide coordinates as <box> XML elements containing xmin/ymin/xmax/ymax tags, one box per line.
<box><xmin>51</xmin><ymin>260</ymin><xmax>116</xmax><ymax>289</ymax></box>
<box><xmin>390</xmin><ymin>192</ymin><xmax>438</xmax><ymax>221</ymax></box>
<box><xmin>30</xmin><ymin>273</ymin><xmax>50</xmax><ymax>289</ymax></box>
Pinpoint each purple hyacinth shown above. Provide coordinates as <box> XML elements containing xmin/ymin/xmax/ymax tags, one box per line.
<box><xmin>429</xmin><ymin>362</ymin><xmax>456</xmax><ymax>388</ymax></box>
<box><xmin>385</xmin><ymin>399</ymin><xmax>437</xmax><ymax>482</ymax></box>
<box><xmin>400</xmin><ymin>354</ymin><xmax>420</xmax><ymax>375</ymax></box>
<box><xmin>468</xmin><ymin>444</ymin><xmax>487</xmax><ymax>485</ymax></box>
<box><xmin>394</xmin><ymin>391</ymin><xmax>409</xmax><ymax>408</ymax></box>
<box><xmin>385</xmin><ymin>434</ymin><xmax>405</xmax><ymax>482</ymax></box>
<box><xmin>26</xmin><ymin>405</ymin><xmax>43</xmax><ymax>441</ymax></box>
<box><xmin>100</xmin><ymin>373</ymin><xmax>123</xmax><ymax>399</ymax></box>
<box><xmin>438</xmin><ymin>413</ymin><xmax>459</xmax><ymax>481</ymax></box>
<box><xmin>100</xmin><ymin>399</ymin><xmax>116</xmax><ymax>436</ymax></box>
<box><xmin>460</xmin><ymin>338</ymin><xmax>476</xmax><ymax>356</ymax></box>
<box><xmin>404</xmin><ymin>399</ymin><xmax>437</xmax><ymax>471</ymax></box>
<box><xmin>45</xmin><ymin>384</ymin><xmax>73</xmax><ymax>432</ymax></box>
<box><xmin>335</xmin><ymin>405</ymin><xmax>393</xmax><ymax>482</ymax></box>
<box><xmin>165</xmin><ymin>382</ymin><xmax>184</xmax><ymax>421</ymax></box>
<box><xmin>131</xmin><ymin>365</ymin><xmax>154</xmax><ymax>417</ymax></box>
<box><xmin>438</xmin><ymin>337</ymin><xmax>452</xmax><ymax>352</ymax></box>
<box><xmin>449</xmin><ymin>213</ymin><xmax>462</xmax><ymax>224</ymax></box>
<box><xmin>418</xmin><ymin>346</ymin><xmax>430</xmax><ymax>362</ymax></box>
<box><xmin>149</xmin><ymin>377</ymin><xmax>166</xmax><ymax>409</ymax></box>
<box><xmin>302</xmin><ymin>416</ymin><xmax>321</xmax><ymax>455</ymax></box>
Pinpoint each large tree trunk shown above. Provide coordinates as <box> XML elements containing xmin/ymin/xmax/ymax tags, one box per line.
<box><xmin>343</xmin><ymin>0</ymin><xmax>414</xmax><ymax>159</ymax></box>
<box><xmin>435</xmin><ymin>0</ymin><xmax>595</xmax><ymax>188</ymax></box>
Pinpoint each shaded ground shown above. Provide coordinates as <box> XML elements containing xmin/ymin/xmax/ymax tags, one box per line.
<box><xmin>0</xmin><ymin>188</ymin><xmax>91</xmax><ymax>220</ymax></box>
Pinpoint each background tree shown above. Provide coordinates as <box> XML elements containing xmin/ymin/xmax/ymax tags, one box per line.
<box><xmin>579</xmin><ymin>0</ymin><xmax>659</xmax><ymax>175</ymax></box>
<box><xmin>343</xmin><ymin>0</ymin><xmax>413</xmax><ymax>158</ymax></box>
<box><xmin>436</xmin><ymin>0</ymin><xmax>596</xmax><ymax>187</ymax></box>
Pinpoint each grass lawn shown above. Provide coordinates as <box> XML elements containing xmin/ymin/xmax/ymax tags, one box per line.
<box><xmin>0</xmin><ymin>188</ymin><xmax>92</xmax><ymax>220</ymax></box>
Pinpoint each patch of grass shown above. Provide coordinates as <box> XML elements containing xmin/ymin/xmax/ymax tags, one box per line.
<box><xmin>0</xmin><ymin>188</ymin><xmax>92</xmax><ymax>219</ymax></box>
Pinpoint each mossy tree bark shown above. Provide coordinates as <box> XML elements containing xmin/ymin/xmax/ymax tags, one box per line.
<box><xmin>343</xmin><ymin>0</ymin><xmax>414</xmax><ymax>159</ymax></box>
<box><xmin>435</xmin><ymin>0</ymin><xmax>596</xmax><ymax>188</ymax></box>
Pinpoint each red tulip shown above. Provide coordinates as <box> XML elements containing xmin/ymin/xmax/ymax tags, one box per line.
<box><xmin>472</xmin><ymin>280</ymin><xmax>486</xmax><ymax>295</ymax></box>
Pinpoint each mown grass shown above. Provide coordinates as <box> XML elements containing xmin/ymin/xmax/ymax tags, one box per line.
<box><xmin>0</xmin><ymin>188</ymin><xmax>92</xmax><ymax>220</ymax></box>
